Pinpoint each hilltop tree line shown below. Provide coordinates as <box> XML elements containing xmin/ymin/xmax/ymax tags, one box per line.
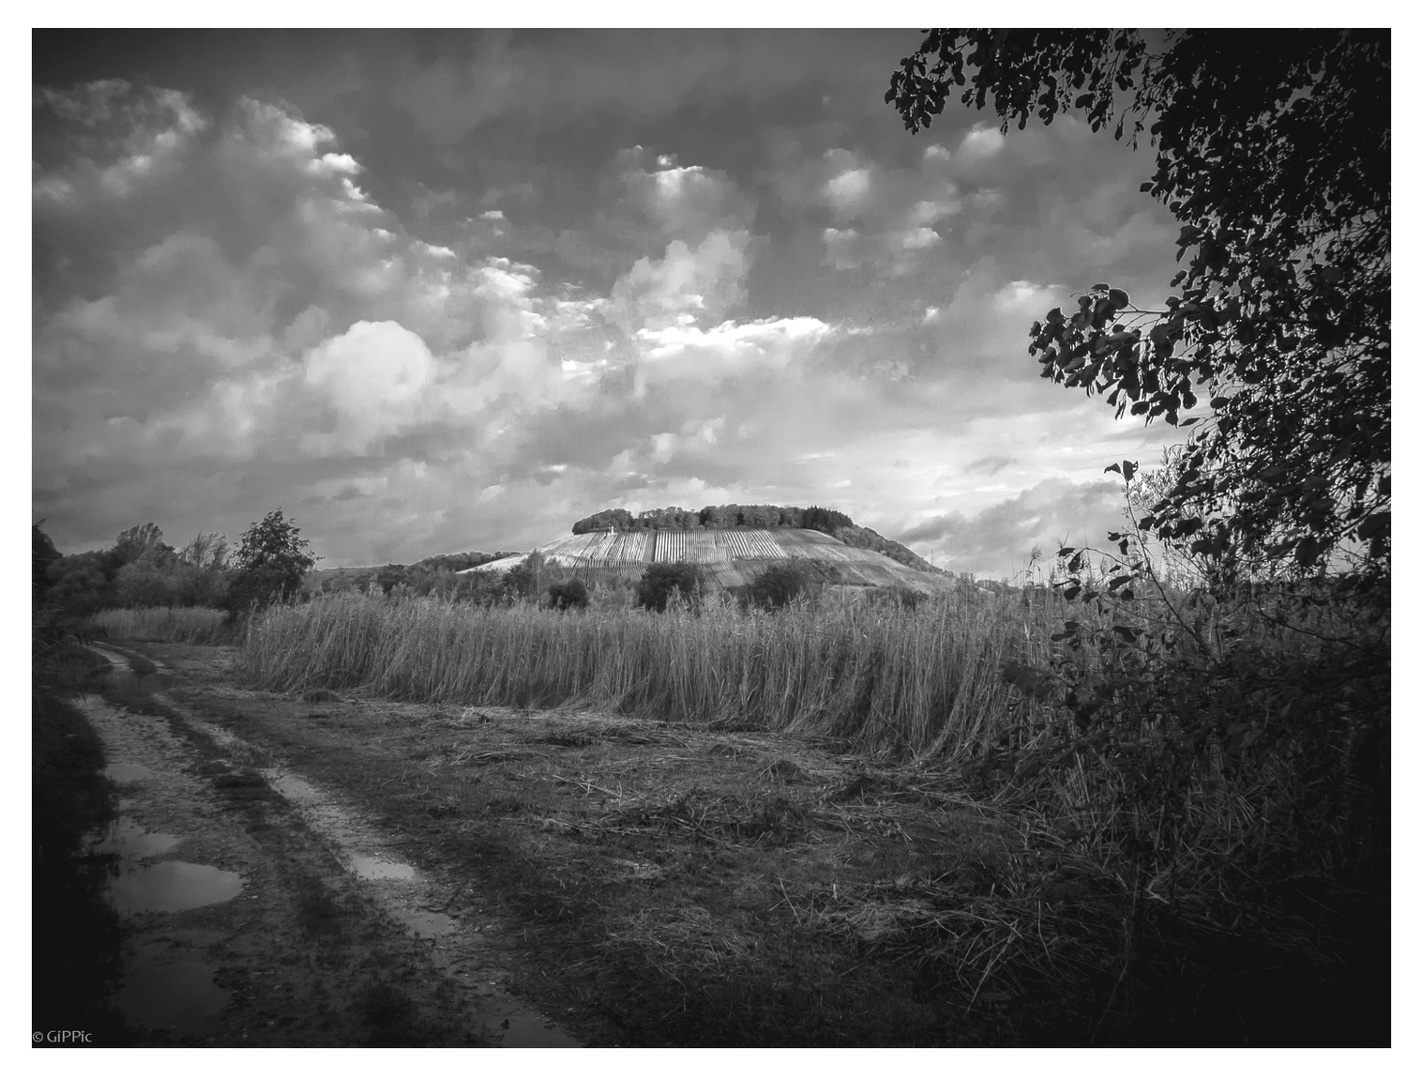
<box><xmin>572</xmin><ymin>503</ymin><xmax>939</xmax><ymax>574</ymax></box>
<box><xmin>573</xmin><ymin>503</ymin><xmax>856</xmax><ymax>534</ymax></box>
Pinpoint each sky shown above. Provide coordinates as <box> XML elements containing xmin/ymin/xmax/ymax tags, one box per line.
<box><xmin>31</xmin><ymin>27</ymin><xmax>1190</xmax><ymax>580</ymax></box>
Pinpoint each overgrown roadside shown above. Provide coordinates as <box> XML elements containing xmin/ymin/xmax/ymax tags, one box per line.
<box><xmin>152</xmin><ymin>641</ymin><xmax>1023</xmax><ymax>1045</ymax></box>
<box><xmin>123</xmin><ymin>639</ymin><xmax>1382</xmax><ymax>1046</ymax></box>
<box><xmin>59</xmin><ymin>637</ymin><xmax>1387</xmax><ymax>1046</ymax></box>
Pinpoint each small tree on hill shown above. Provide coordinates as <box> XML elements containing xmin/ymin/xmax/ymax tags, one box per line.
<box><xmin>223</xmin><ymin>509</ymin><xmax>317</xmax><ymax>617</ymax></box>
<box><xmin>546</xmin><ymin>579</ymin><xmax>590</xmax><ymax>611</ymax></box>
<box><xmin>635</xmin><ymin>562</ymin><xmax>704</xmax><ymax>613</ymax></box>
<box><xmin>746</xmin><ymin>560</ymin><xmax>812</xmax><ymax>611</ymax></box>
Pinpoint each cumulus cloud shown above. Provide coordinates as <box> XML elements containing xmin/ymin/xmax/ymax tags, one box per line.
<box><xmin>608</xmin><ymin>231</ymin><xmax>752</xmax><ymax>334</ymax></box>
<box><xmin>301</xmin><ymin>320</ymin><xmax>440</xmax><ymax>454</ymax></box>
<box><xmin>602</xmin><ymin>150</ymin><xmax>758</xmax><ymax>334</ymax></box>
<box><xmin>33</xmin><ymin>40</ymin><xmax>1184</xmax><ymax>568</ymax></box>
<box><xmin>773</xmin><ymin>143</ymin><xmax>963</xmax><ymax>279</ymax></box>
<box><xmin>900</xmin><ymin>478</ymin><xmax>1126</xmax><ymax>579</ymax></box>
<box><xmin>33</xmin><ymin>85</ymin><xmax>606</xmax><ymax>556</ymax></box>
<box><xmin>623</xmin><ymin>152</ymin><xmax>754</xmax><ymax>245</ymax></box>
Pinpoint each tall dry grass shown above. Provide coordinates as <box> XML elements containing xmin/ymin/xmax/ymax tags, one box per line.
<box><xmin>92</xmin><ymin>605</ymin><xmax>232</xmax><ymax>645</ymax></box>
<box><xmin>239</xmin><ymin>589</ymin><xmax>1067</xmax><ymax>757</ymax></box>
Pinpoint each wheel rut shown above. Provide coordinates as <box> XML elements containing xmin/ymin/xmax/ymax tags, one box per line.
<box><xmin>78</xmin><ymin>643</ymin><xmax>581</xmax><ymax>1047</ymax></box>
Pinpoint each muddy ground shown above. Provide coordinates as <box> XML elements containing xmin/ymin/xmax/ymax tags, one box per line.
<box><xmin>46</xmin><ymin>642</ymin><xmax>589</xmax><ymax>1046</ymax></box>
<box><xmin>43</xmin><ymin>638</ymin><xmax>1042</xmax><ymax>1047</ymax></box>
<box><xmin>37</xmin><ymin>639</ymin><xmax>1387</xmax><ymax>1048</ymax></box>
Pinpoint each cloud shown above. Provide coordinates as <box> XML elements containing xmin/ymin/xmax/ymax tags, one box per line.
<box><xmin>622</xmin><ymin>151</ymin><xmax>754</xmax><ymax>245</ymax></box>
<box><xmin>32</xmin><ymin>86</ymin><xmax>606</xmax><ymax>557</ymax></box>
<box><xmin>966</xmin><ymin>455</ymin><xmax>1018</xmax><ymax>476</ymax></box>
<box><xmin>952</xmin><ymin>122</ymin><xmax>1008</xmax><ymax>174</ymax></box>
<box><xmin>32</xmin><ymin>41</ymin><xmax>1186</xmax><ymax>570</ymax></box>
<box><xmin>608</xmin><ymin>231</ymin><xmax>752</xmax><ymax>334</ymax></box>
<box><xmin>33</xmin><ymin>81</ymin><xmax>207</xmax><ymax>205</ymax></box>
<box><xmin>772</xmin><ymin>143</ymin><xmax>963</xmax><ymax>280</ymax></box>
<box><xmin>601</xmin><ymin>150</ymin><xmax>759</xmax><ymax>334</ymax></box>
<box><xmin>900</xmin><ymin>478</ymin><xmax>1126</xmax><ymax>579</ymax></box>
<box><xmin>301</xmin><ymin>320</ymin><xmax>440</xmax><ymax>454</ymax></box>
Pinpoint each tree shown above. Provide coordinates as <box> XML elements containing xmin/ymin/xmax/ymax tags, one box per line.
<box><xmin>115</xmin><ymin>550</ymin><xmax>182</xmax><ymax>608</ymax></box>
<box><xmin>746</xmin><ymin>560</ymin><xmax>812</xmax><ymax>611</ymax></box>
<box><xmin>46</xmin><ymin>552</ymin><xmax>112</xmax><ymax>616</ymax></box>
<box><xmin>112</xmin><ymin>522</ymin><xmax>174</xmax><ymax>566</ymax></box>
<box><xmin>546</xmin><ymin>579</ymin><xmax>590</xmax><ymax>611</ymax></box>
<box><xmin>33</xmin><ymin>523</ymin><xmax>61</xmax><ymax>602</ymax></box>
<box><xmin>175</xmin><ymin>532</ymin><xmax>231</xmax><ymax>607</ymax></box>
<box><xmin>635</xmin><ymin>562</ymin><xmax>704</xmax><ymax>613</ymax></box>
<box><xmin>888</xmin><ymin>30</ymin><xmax>1389</xmax><ymax>590</ymax></box>
<box><xmin>224</xmin><ymin>509</ymin><xmax>317</xmax><ymax>616</ymax></box>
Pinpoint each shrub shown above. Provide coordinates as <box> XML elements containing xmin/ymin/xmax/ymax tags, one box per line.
<box><xmin>546</xmin><ymin>579</ymin><xmax>590</xmax><ymax>611</ymax></box>
<box><xmin>887</xmin><ymin>585</ymin><xmax>928</xmax><ymax>610</ymax></box>
<box><xmin>746</xmin><ymin>560</ymin><xmax>812</xmax><ymax>611</ymax></box>
<box><xmin>635</xmin><ymin>561</ymin><xmax>704</xmax><ymax>612</ymax></box>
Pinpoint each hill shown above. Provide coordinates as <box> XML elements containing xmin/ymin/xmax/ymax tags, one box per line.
<box><xmin>463</xmin><ymin>505</ymin><xmax>950</xmax><ymax>595</ymax></box>
<box><xmin>569</xmin><ymin>504</ymin><xmax>938</xmax><ymax>574</ymax></box>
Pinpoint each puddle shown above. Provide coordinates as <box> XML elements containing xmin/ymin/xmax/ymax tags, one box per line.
<box><xmin>110</xmin><ymin>861</ymin><xmax>244</xmax><ymax>914</ymax></box>
<box><xmin>116</xmin><ymin>942</ymin><xmax>228</xmax><ymax>1032</ymax></box>
<box><xmin>93</xmin><ymin>821</ymin><xmax>180</xmax><ymax>859</ymax></box>
<box><xmin>396</xmin><ymin>909</ymin><xmax>458</xmax><ymax>937</ymax></box>
<box><xmin>499</xmin><ymin>1012</ymin><xmax>581</xmax><ymax>1048</ymax></box>
<box><xmin>105</xmin><ymin>762</ymin><xmax>155</xmax><ymax>783</ymax></box>
<box><xmin>350</xmin><ymin>854</ymin><xmax>417</xmax><ymax>881</ymax></box>
<box><xmin>109</xmin><ymin>670</ymin><xmax>175</xmax><ymax>695</ymax></box>
<box><xmin>93</xmin><ymin>645</ymin><xmax>174</xmax><ymax>696</ymax></box>
<box><xmin>265</xmin><ymin>773</ymin><xmax>326</xmax><ymax>804</ymax></box>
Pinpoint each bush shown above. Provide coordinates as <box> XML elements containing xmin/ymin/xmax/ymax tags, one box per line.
<box><xmin>635</xmin><ymin>562</ymin><xmax>704</xmax><ymax>613</ymax></box>
<box><xmin>887</xmin><ymin>585</ymin><xmax>928</xmax><ymax>611</ymax></box>
<box><xmin>746</xmin><ymin>560</ymin><xmax>812</xmax><ymax>611</ymax></box>
<box><xmin>546</xmin><ymin>579</ymin><xmax>590</xmax><ymax>611</ymax></box>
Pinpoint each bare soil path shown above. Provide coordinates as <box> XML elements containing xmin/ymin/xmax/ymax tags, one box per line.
<box><xmin>77</xmin><ymin>642</ymin><xmax>583</xmax><ymax>1047</ymax></box>
<box><xmin>73</xmin><ymin>638</ymin><xmax>1031</xmax><ymax>1047</ymax></box>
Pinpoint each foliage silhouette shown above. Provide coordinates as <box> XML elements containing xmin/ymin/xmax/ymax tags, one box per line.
<box><xmin>546</xmin><ymin>579</ymin><xmax>590</xmax><ymax>611</ymax></box>
<box><xmin>635</xmin><ymin>561</ymin><xmax>704</xmax><ymax>613</ymax></box>
<box><xmin>888</xmin><ymin>30</ymin><xmax>1389</xmax><ymax>591</ymax></box>
<box><xmin>746</xmin><ymin>560</ymin><xmax>811</xmax><ymax>611</ymax></box>
<box><xmin>224</xmin><ymin>508</ymin><xmax>317</xmax><ymax>616</ymax></box>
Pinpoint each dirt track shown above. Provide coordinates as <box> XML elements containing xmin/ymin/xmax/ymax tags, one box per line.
<box><xmin>76</xmin><ymin>643</ymin><xmax>583</xmax><ymax>1047</ymax></box>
